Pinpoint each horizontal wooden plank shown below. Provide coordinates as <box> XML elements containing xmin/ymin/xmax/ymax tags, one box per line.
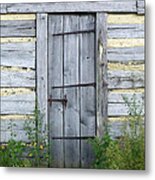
<box><xmin>1</xmin><ymin>101</ymin><xmax>35</xmax><ymax>115</ymax></box>
<box><xmin>1</xmin><ymin>91</ymin><xmax>35</xmax><ymax>101</ymax></box>
<box><xmin>107</xmin><ymin>118</ymin><xmax>145</xmax><ymax>138</ymax></box>
<box><xmin>108</xmin><ymin>103</ymin><xmax>144</xmax><ymax>116</ymax></box>
<box><xmin>108</xmin><ymin>70</ymin><xmax>144</xmax><ymax>89</ymax></box>
<box><xmin>1</xmin><ymin>42</ymin><xmax>35</xmax><ymax>68</ymax></box>
<box><xmin>0</xmin><ymin>4</ymin><xmax>7</xmax><ymax>13</ymax></box>
<box><xmin>1</xmin><ymin>120</ymin><xmax>35</xmax><ymax>131</ymax></box>
<box><xmin>108</xmin><ymin>91</ymin><xmax>144</xmax><ymax>103</ymax></box>
<box><xmin>0</xmin><ymin>14</ymin><xmax>36</xmax><ymax>20</ymax></box>
<box><xmin>1</xmin><ymin>88</ymin><xmax>34</xmax><ymax>97</ymax></box>
<box><xmin>107</xmin><ymin>121</ymin><xmax>126</xmax><ymax>138</ymax></box>
<box><xmin>137</xmin><ymin>0</ymin><xmax>145</xmax><ymax>14</ymax></box>
<box><xmin>108</xmin><ymin>63</ymin><xmax>144</xmax><ymax>71</ymax></box>
<box><xmin>1</xmin><ymin>90</ymin><xmax>35</xmax><ymax>115</ymax></box>
<box><xmin>107</xmin><ymin>47</ymin><xmax>144</xmax><ymax>62</ymax></box>
<box><xmin>107</xmin><ymin>14</ymin><xmax>144</xmax><ymax>24</ymax></box>
<box><xmin>108</xmin><ymin>24</ymin><xmax>144</xmax><ymax>38</ymax></box>
<box><xmin>1</xmin><ymin>130</ymin><xmax>29</xmax><ymax>142</ymax></box>
<box><xmin>49</xmin><ymin>15</ymin><xmax>95</xmax><ymax>35</ymax></box>
<box><xmin>1</xmin><ymin>42</ymin><xmax>35</xmax><ymax>51</ymax></box>
<box><xmin>1</xmin><ymin>20</ymin><xmax>36</xmax><ymax>37</ymax></box>
<box><xmin>108</xmin><ymin>39</ymin><xmax>144</xmax><ymax>48</ymax></box>
<box><xmin>1</xmin><ymin>68</ymin><xmax>35</xmax><ymax>87</ymax></box>
<box><xmin>0</xmin><ymin>38</ymin><xmax>36</xmax><ymax>43</ymax></box>
<box><xmin>2</xmin><ymin>1</ymin><xmax>137</xmax><ymax>13</ymax></box>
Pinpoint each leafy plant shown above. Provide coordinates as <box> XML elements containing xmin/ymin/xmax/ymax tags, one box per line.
<box><xmin>24</xmin><ymin>105</ymin><xmax>50</xmax><ymax>167</ymax></box>
<box><xmin>89</xmin><ymin>94</ymin><xmax>145</xmax><ymax>170</ymax></box>
<box><xmin>0</xmin><ymin>102</ymin><xmax>50</xmax><ymax>167</ymax></box>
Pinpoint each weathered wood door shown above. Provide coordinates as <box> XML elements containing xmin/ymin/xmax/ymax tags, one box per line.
<box><xmin>48</xmin><ymin>14</ymin><xmax>96</xmax><ymax>168</ymax></box>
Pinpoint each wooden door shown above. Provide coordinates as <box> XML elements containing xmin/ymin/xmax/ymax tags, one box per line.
<box><xmin>48</xmin><ymin>14</ymin><xmax>96</xmax><ymax>168</ymax></box>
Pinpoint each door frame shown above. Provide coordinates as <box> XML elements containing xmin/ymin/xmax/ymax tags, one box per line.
<box><xmin>36</xmin><ymin>12</ymin><xmax>108</xmax><ymax>164</ymax></box>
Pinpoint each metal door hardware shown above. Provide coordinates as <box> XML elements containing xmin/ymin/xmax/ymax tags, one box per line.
<box><xmin>52</xmin><ymin>29</ymin><xmax>95</xmax><ymax>36</ymax></box>
<box><xmin>52</xmin><ymin>82</ymin><xmax>96</xmax><ymax>89</ymax></box>
<box><xmin>48</xmin><ymin>95</ymin><xmax>68</xmax><ymax>107</ymax></box>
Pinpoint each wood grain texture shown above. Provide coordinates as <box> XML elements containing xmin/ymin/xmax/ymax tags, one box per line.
<box><xmin>1</xmin><ymin>42</ymin><xmax>35</xmax><ymax>68</ymax></box>
<box><xmin>107</xmin><ymin>121</ymin><xmax>126</xmax><ymax>138</ymax></box>
<box><xmin>48</xmin><ymin>15</ymin><xmax>64</xmax><ymax>168</ymax></box>
<box><xmin>1</xmin><ymin>91</ymin><xmax>35</xmax><ymax>115</ymax></box>
<box><xmin>107</xmin><ymin>118</ymin><xmax>145</xmax><ymax>138</ymax></box>
<box><xmin>80</xmin><ymin>15</ymin><xmax>95</xmax><ymax>137</ymax></box>
<box><xmin>108</xmin><ymin>91</ymin><xmax>144</xmax><ymax>103</ymax></box>
<box><xmin>0</xmin><ymin>118</ymin><xmax>34</xmax><ymax>142</ymax></box>
<box><xmin>108</xmin><ymin>103</ymin><xmax>144</xmax><ymax>116</ymax></box>
<box><xmin>2</xmin><ymin>1</ymin><xmax>137</xmax><ymax>13</ymax></box>
<box><xmin>1</xmin><ymin>130</ymin><xmax>29</xmax><ymax>142</ymax></box>
<box><xmin>64</xmin><ymin>15</ymin><xmax>80</xmax><ymax>138</ymax></box>
<box><xmin>1</xmin><ymin>119</ymin><xmax>34</xmax><ymax>131</ymax></box>
<box><xmin>36</xmin><ymin>13</ymin><xmax>48</xmax><ymax>135</ymax></box>
<box><xmin>0</xmin><ymin>4</ymin><xmax>7</xmax><ymax>13</ymax></box>
<box><xmin>96</xmin><ymin>13</ymin><xmax>108</xmax><ymax>137</ymax></box>
<box><xmin>79</xmin><ymin>15</ymin><xmax>95</xmax><ymax>167</ymax></box>
<box><xmin>48</xmin><ymin>15</ymin><xmax>64</xmax><ymax>138</ymax></box>
<box><xmin>0</xmin><ymin>20</ymin><xmax>36</xmax><ymax>37</ymax></box>
<box><xmin>64</xmin><ymin>140</ymin><xmax>80</xmax><ymax>168</ymax></box>
<box><xmin>108</xmin><ymin>70</ymin><xmax>144</xmax><ymax>89</ymax></box>
<box><xmin>51</xmin><ymin>140</ymin><xmax>64</xmax><ymax>168</ymax></box>
<box><xmin>81</xmin><ymin>140</ymin><xmax>94</xmax><ymax>168</ymax></box>
<box><xmin>107</xmin><ymin>47</ymin><xmax>144</xmax><ymax>62</ymax></box>
<box><xmin>137</xmin><ymin>0</ymin><xmax>145</xmax><ymax>14</ymax></box>
<box><xmin>1</xmin><ymin>68</ymin><xmax>35</xmax><ymax>87</ymax></box>
<box><xmin>108</xmin><ymin>24</ymin><xmax>144</xmax><ymax>39</ymax></box>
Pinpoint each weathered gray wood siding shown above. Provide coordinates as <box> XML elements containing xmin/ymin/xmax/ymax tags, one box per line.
<box><xmin>107</xmin><ymin>14</ymin><xmax>145</xmax><ymax>138</ymax></box>
<box><xmin>0</xmin><ymin>14</ymin><xmax>36</xmax><ymax>142</ymax></box>
<box><xmin>0</xmin><ymin>4</ymin><xmax>145</xmax><ymax>142</ymax></box>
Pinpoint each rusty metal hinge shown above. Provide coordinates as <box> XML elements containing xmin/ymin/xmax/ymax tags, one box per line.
<box><xmin>48</xmin><ymin>95</ymin><xmax>68</xmax><ymax>107</ymax></box>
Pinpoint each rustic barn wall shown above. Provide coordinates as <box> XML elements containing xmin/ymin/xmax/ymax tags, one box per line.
<box><xmin>0</xmin><ymin>12</ymin><xmax>145</xmax><ymax>142</ymax></box>
<box><xmin>107</xmin><ymin>14</ymin><xmax>145</xmax><ymax>137</ymax></box>
<box><xmin>0</xmin><ymin>14</ymin><xmax>36</xmax><ymax>142</ymax></box>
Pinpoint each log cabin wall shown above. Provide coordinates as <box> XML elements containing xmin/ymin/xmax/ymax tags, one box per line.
<box><xmin>0</xmin><ymin>1</ymin><xmax>145</xmax><ymax>142</ymax></box>
<box><xmin>107</xmin><ymin>14</ymin><xmax>145</xmax><ymax>138</ymax></box>
<box><xmin>0</xmin><ymin>14</ymin><xmax>36</xmax><ymax>142</ymax></box>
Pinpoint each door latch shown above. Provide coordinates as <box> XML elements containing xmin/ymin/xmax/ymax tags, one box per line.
<box><xmin>48</xmin><ymin>95</ymin><xmax>68</xmax><ymax>108</ymax></box>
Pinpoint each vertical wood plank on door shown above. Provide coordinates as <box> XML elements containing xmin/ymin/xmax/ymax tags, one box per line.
<box><xmin>64</xmin><ymin>15</ymin><xmax>80</xmax><ymax>168</ymax></box>
<box><xmin>48</xmin><ymin>15</ymin><xmax>64</xmax><ymax>167</ymax></box>
<box><xmin>36</xmin><ymin>13</ymin><xmax>48</xmax><ymax>140</ymax></box>
<box><xmin>96</xmin><ymin>13</ymin><xmax>108</xmax><ymax>137</ymax></box>
<box><xmin>81</xmin><ymin>139</ymin><xmax>94</xmax><ymax>168</ymax></box>
<box><xmin>80</xmin><ymin>15</ymin><xmax>95</xmax><ymax>137</ymax></box>
<box><xmin>79</xmin><ymin>15</ymin><xmax>96</xmax><ymax>168</ymax></box>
